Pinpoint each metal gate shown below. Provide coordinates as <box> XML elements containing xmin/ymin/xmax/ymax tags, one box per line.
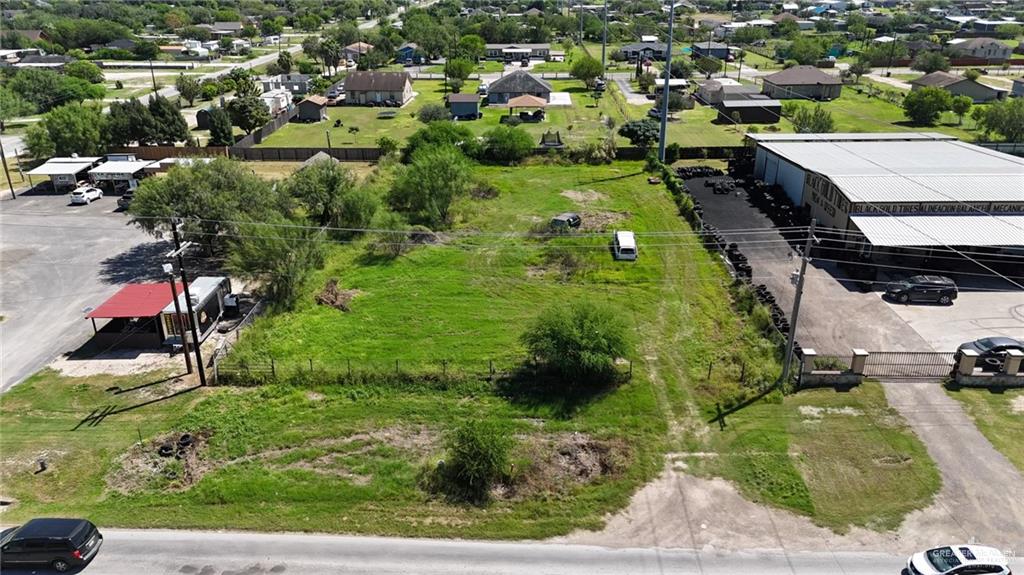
<box><xmin>863</xmin><ymin>351</ymin><xmax>956</xmax><ymax>378</ymax></box>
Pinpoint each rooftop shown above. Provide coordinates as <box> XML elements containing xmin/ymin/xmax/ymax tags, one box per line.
<box><xmin>87</xmin><ymin>283</ymin><xmax>183</xmax><ymax>319</ymax></box>
<box><xmin>851</xmin><ymin>214</ymin><xmax>1024</xmax><ymax>247</ymax></box>
<box><xmin>763</xmin><ymin>65</ymin><xmax>841</xmax><ymax>86</ymax></box>
<box><xmin>88</xmin><ymin>160</ymin><xmax>153</xmax><ymax>175</ymax></box>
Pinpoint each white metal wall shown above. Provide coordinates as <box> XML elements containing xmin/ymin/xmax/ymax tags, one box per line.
<box><xmin>755</xmin><ymin>147</ymin><xmax>807</xmax><ymax>206</ymax></box>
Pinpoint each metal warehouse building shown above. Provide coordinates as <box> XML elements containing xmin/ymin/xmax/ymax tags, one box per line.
<box><xmin>749</xmin><ymin>133</ymin><xmax>1024</xmax><ymax>257</ymax></box>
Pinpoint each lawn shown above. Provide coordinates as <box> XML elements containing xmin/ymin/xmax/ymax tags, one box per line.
<box><xmin>947</xmin><ymin>387</ymin><xmax>1024</xmax><ymax>473</ymax></box>
<box><xmin>422</xmin><ymin>60</ymin><xmax>504</xmax><ymax>75</ymax></box>
<box><xmin>0</xmin><ymin>162</ymin><xmax>942</xmax><ymax>537</ymax></box>
<box><xmin>686</xmin><ymin>382</ymin><xmax>940</xmax><ymax>532</ymax></box>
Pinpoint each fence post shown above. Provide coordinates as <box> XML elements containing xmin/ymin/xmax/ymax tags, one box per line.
<box><xmin>271</xmin><ymin>357</ymin><xmax>276</xmax><ymax>378</ymax></box>
<box><xmin>442</xmin><ymin>360</ymin><xmax>447</xmax><ymax>377</ymax></box>
<box><xmin>707</xmin><ymin>360</ymin><xmax>713</xmax><ymax>380</ymax></box>
<box><xmin>309</xmin><ymin>358</ymin><xmax>313</xmax><ymax>372</ymax></box>
<box><xmin>395</xmin><ymin>359</ymin><xmax>399</xmax><ymax>374</ymax></box>
<box><xmin>347</xmin><ymin>359</ymin><xmax>352</xmax><ymax>378</ymax></box>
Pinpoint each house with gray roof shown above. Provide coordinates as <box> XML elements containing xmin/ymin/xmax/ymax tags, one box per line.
<box><xmin>909</xmin><ymin>71</ymin><xmax>1007</xmax><ymax>102</ymax></box>
<box><xmin>620</xmin><ymin>42</ymin><xmax>668</xmax><ymax>61</ymax></box>
<box><xmin>343</xmin><ymin>71</ymin><xmax>413</xmax><ymax>105</ymax></box>
<box><xmin>947</xmin><ymin>37</ymin><xmax>1012</xmax><ymax>62</ymax></box>
<box><xmin>484</xmin><ymin>43</ymin><xmax>550</xmax><ymax>60</ymax></box>
<box><xmin>486</xmin><ymin>70</ymin><xmax>552</xmax><ymax>104</ymax></box>
<box><xmin>761</xmin><ymin>65</ymin><xmax>842</xmax><ymax>100</ymax></box>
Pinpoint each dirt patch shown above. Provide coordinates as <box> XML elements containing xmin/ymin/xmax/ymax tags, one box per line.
<box><xmin>107</xmin><ymin>431</ymin><xmax>211</xmax><ymax>495</ymax></box>
<box><xmin>500</xmin><ymin>433</ymin><xmax>627</xmax><ymax>500</ymax></box>
<box><xmin>306</xmin><ymin>391</ymin><xmax>326</xmax><ymax>401</ymax></box>
<box><xmin>874</xmin><ymin>455</ymin><xmax>913</xmax><ymax>466</ymax></box>
<box><xmin>0</xmin><ymin>496</ymin><xmax>17</xmax><ymax>514</ymax></box>
<box><xmin>0</xmin><ymin>449</ymin><xmax>70</xmax><ymax>478</ymax></box>
<box><xmin>1011</xmin><ymin>394</ymin><xmax>1024</xmax><ymax>414</ymax></box>
<box><xmin>315</xmin><ymin>279</ymin><xmax>361</xmax><ymax>312</ymax></box>
<box><xmin>798</xmin><ymin>405</ymin><xmax>864</xmax><ymax>418</ymax></box>
<box><xmin>560</xmin><ymin>189</ymin><xmax>607</xmax><ymax>204</ymax></box>
<box><xmin>49</xmin><ymin>350</ymin><xmax>181</xmax><ymax>377</ymax></box>
<box><xmin>578</xmin><ymin>210</ymin><xmax>629</xmax><ymax>232</ymax></box>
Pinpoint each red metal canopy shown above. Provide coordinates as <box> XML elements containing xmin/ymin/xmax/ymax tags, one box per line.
<box><xmin>86</xmin><ymin>282</ymin><xmax>183</xmax><ymax>319</ymax></box>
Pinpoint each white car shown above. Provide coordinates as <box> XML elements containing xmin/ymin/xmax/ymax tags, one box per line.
<box><xmin>69</xmin><ymin>186</ymin><xmax>103</xmax><ymax>205</ymax></box>
<box><xmin>906</xmin><ymin>545</ymin><xmax>1011</xmax><ymax>575</ymax></box>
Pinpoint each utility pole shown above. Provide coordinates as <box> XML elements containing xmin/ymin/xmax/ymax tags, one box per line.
<box><xmin>579</xmin><ymin>2</ymin><xmax>584</xmax><ymax>46</ymax></box>
<box><xmin>169</xmin><ymin>221</ymin><xmax>208</xmax><ymax>386</ymax></box>
<box><xmin>164</xmin><ymin>264</ymin><xmax>193</xmax><ymax>375</ymax></box>
<box><xmin>658</xmin><ymin>1</ymin><xmax>676</xmax><ymax>162</ymax></box>
<box><xmin>780</xmin><ymin>219</ymin><xmax>816</xmax><ymax>386</ymax></box>
<box><xmin>0</xmin><ymin>141</ymin><xmax>16</xmax><ymax>200</ymax></box>
<box><xmin>601</xmin><ymin>0</ymin><xmax>608</xmax><ymax>74</ymax></box>
<box><xmin>149</xmin><ymin>59</ymin><xmax>157</xmax><ymax>91</ymax></box>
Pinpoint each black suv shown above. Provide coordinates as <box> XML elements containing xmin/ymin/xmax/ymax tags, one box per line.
<box><xmin>885</xmin><ymin>275</ymin><xmax>958</xmax><ymax>305</ymax></box>
<box><xmin>117</xmin><ymin>191</ymin><xmax>133</xmax><ymax>211</ymax></box>
<box><xmin>550</xmin><ymin>212</ymin><xmax>582</xmax><ymax>229</ymax></box>
<box><xmin>0</xmin><ymin>518</ymin><xmax>103</xmax><ymax>572</ymax></box>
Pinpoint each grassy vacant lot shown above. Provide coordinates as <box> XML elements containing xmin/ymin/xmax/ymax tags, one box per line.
<box><xmin>0</xmin><ymin>162</ymin><xmax>939</xmax><ymax>536</ymax></box>
<box><xmin>687</xmin><ymin>382</ymin><xmax>939</xmax><ymax>532</ymax></box>
<box><xmin>947</xmin><ymin>387</ymin><xmax>1024</xmax><ymax>473</ymax></box>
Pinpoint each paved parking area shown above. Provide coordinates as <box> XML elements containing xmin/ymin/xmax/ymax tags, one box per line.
<box><xmin>0</xmin><ymin>191</ymin><xmax>159</xmax><ymax>390</ymax></box>
<box><xmin>686</xmin><ymin>176</ymin><xmax>1024</xmax><ymax>354</ymax></box>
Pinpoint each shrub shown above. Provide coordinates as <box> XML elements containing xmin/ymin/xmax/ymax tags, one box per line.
<box><xmin>521</xmin><ymin>301</ymin><xmax>632</xmax><ymax>386</ymax></box>
<box><xmin>430</xmin><ymin>420</ymin><xmax>513</xmax><ymax>504</ymax></box>
<box><xmin>505</xmin><ymin>115</ymin><xmax>523</xmax><ymax>127</ymax></box>
<box><xmin>417</xmin><ymin>103</ymin><xmax>450</xmax><ymax>123</ymax></box>
<box><xmin>482</xmin><ymin>125</ymin><xmax>534</xmax><ymax>163</ymax></box>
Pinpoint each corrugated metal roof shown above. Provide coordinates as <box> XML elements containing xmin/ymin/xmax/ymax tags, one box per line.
<box><xmin>850</xmin><ymin>214</ymin><xmax>1024</xmax><ymax>247</ymax></box>
<box><xmin>834</xmin><ymin>174</ymin><xmax>1024</xmax><ymax>203</ymax></box>
<box><xmin>748</xmin><ymin>132</ymin><xmax>954</xmax><ymax>142</ymax></box>
<box><xmin>87</xmin><ymin>283</ymin><xmax>183</xmax><ymax>319</ymax></box>
<box><xmin>27</xmin><ymin>161</ymin><xmax>94</xmax><ymax>176</ymax></box>
<box><xmin>88</xmin><ymin>161</ymin><xmax>154</xmax><ymax>174</ymax></box>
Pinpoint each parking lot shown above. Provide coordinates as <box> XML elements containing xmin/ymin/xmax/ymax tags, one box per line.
<box><xmin>0</xmin><ymin>190</ymin><xmax>159</xmax><ymax>390</ymax></box>
<box><xmin>685</xmin><ymin>174</ymin><xmax>1024</xmax><ymax>354</ymax></box>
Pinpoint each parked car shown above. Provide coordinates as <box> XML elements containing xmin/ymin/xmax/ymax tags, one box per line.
<box><xmin>647</xmin><ymin>107</ymin><xmax>662</xmax><ymax>119</ymax></box>
<box><xmin>885</xmin><ymin>275</ymin><xmax>957</xmax><ymax>305</ymax></box>
<box><xmin>550</xmin><ymin>212</ymin><xmax>581</xmax><ymax>229</ymax></box>
<box><xmin>906</xmin><ymin>544</ymin><xmax>1010</xmax><ymax>574</ymax></box>
<box><xmin>595</xmin><ymin>78</ymin><xmax>607</xmax><ymax>91</ymax></box>
<box><xmin>0</xmin><ymin>518</ymin><xmax>103</xmax><ymax>572</ymax></box>
<box><xmin>477</xmin><ymin>82</ymin><xmax>488</xmax><ymax>95</ymax></box>
<box><xmin>956</xmin><ymin>337</ymin><xmax>1024</xmax><ymax>372</ymax></box>
<box><xmin>612</xmin><ymin>230</ymin><xmax>637</xmax><ymax>261</ymax></box>
<box><xmin>117</xmin><ymin>191</ymin><xmax>134</xmax><ymax>210</ymax></box>
<box><xmin>69</xmin><ymin>186</ymin><xmax>103</xmax><ymax>205</ymax></box>
<box><xmin>520</xmin><ymin>57</ymin><xmax>530</xmax><ymax>66</ymax></box>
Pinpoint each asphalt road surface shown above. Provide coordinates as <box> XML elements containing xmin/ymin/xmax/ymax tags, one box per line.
<box><xmin>0</xmin><ymin>193</ymin><xmax>156</xmax><ymax>391</ymax></box>
<box><xmin>0</xmin><ymin>529</ymin><xmax>960</xmax><ymax>575</ymax></box>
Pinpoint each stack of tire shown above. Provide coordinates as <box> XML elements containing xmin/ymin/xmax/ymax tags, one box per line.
<box><xmin>726</xmin><ymin>242</ymin><xmax>752</xmax><ymax>279</ymax></box>
<box><xmin>675</xmin><ymin>166</ymin><xmax>724</xmax><ymax>179</ymax></box>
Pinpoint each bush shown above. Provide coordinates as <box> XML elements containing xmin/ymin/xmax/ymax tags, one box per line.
<box><xmin>505</xmin><ymin>115</ymin><xmax>523</xmax><ymax>127</ymax></box>
<box><xmin>417</xmin><ymin>103</ymin><xmax>450</xmax><ymax>123</ymax></box>
<box><xmin>521</xmin><ymin>301</ymin><xmax>632</xmax><ymax>387</ymax></box>
<box><xmin>567</xmin><ymin>137</ymin><xmax>616</xmax><ymax>165</ymax></box>
<box><xmin>482</xmin><ymin>125</ymin><xmax>534</xmax><ymax>163</ymax></box>
<box><xmin>428</xmin><ymin>420</ymin><xmax>513</xmax><ymax>504</ymax></box>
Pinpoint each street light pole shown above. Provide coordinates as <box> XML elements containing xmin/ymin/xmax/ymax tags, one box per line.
<box><xmin>657</xmin><ymin>1</ymin><xmax>676</xmax><ymax>162</ymax></box>
<box><xmin>164</xmin><ymin>265</ymin><xmax>193</xmax><ymax>375</ymax></box>
<box><xmin>579</xmin><ymin>2</ymin><xmax>584</xmax><ymax>45</ymax></box>
<box><xmin>780</xmin><ymin>219</ymin><xmax>816</xmax><ymax>386</ymax></box>
<box><xmin>601</xmin><ymin>1</ymin><xmax>608</xmax><ymax>73</ymax></box>
<box><xmin>169</xmin><ymin>221</ymin><xmax>208</xmax><ymax>386</ymax></box>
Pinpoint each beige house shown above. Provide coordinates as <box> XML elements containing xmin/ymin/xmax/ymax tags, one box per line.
<box><xmin>947</xmin><ymin>37</ymin><xmax>1013</xmax><ymax>62</ymax></box>
<box><xmin>761</xmin><ymin>66</ymin><xmax>842</xmax><ymax>100</ymax></box>
<box><xmin>909</xmin><ymin>71</ymin><xmax>1007</xmax><ymax>103</ymax></box>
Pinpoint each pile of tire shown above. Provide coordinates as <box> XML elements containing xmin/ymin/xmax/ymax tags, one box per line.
<box><xmin>675</xmin><ymin>166</ymin><xmax>724</xmax><ymax>179</ymax></box>
<box><xmin>157</xmin><ymin>433</ymin><xmax>195</xmax><ymax>460</ymax></box>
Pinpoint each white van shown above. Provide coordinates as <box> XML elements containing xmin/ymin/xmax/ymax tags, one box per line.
<box><xmin>613</xmin><ymin>230</ymin><xmax>637</xmax><ymax>261</ymax></box>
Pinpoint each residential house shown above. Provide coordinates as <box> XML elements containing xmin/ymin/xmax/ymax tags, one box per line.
<box><xmin>14</xmin><ymin>54</ymin><xmax>75</xmax><ymax>69</ymax></box>
<box><xmin>484</xmin><ymin>43</ymin><xmax>551</xmax><ymax>60</ymax></box>
<box><xmin>212</xmin><ymin>21</ymin><xmax>243</xmax><ymax>37</ymax></box>
<box><xmin>761</xmin><ymin>65</ymin><xmax>842</xmax><ymax>100</ymax></box>
<box><xmin>296</xmin><ymin>95</ymin><xmax>328</xmax><ymax>122</ymax></box>
<box><xmin>0</xmin><ymin>48</ymin><xmax>42</xmax><ymax>65</ymax></box>
<box><xmin>695</xmin><ymin>78</ymin><xmax>761</xmax><ymax>104</ymax></box>
<box><xmin>947</xmin><ymin>37</ymin><xmax>1013</xmax><ymax>62</ymax></box>
<box><xmin>230</xmin><ymin>38</ymin><xmax>251</xmax><ymax>53</ymax></box>
<box><xmin>972</xmin><ymin>19</ymin><xmax>1018</xmax><ymax>33</ymax></box>
<box><xmin>447</xmin><ymin>93</ymin><xmax>481</xmax><ymax>119</ymax></box>
<box><xmin>396</xmin><ymin>42</ymin><xmax>423</xmax><ymax>63</ymax></box>
<box><xmin>909</xmin><ymin>70</ymin><xmax>1007</xmax><ymax>102</ymax></box>
<box><xmin>262</xmin><ymin>73</ymin><xmax>311</xmax><ymax>95</ymax></box>
<box><xmin>524</xmin><ymin>7</ymin><xmax>543</xmax><ymax>17</ymax></box>
<box><xmin>905</xmin><ymin>39</ymin><xmax>942</xmax><ymax>56</ymax></box>
<box><xmin>620</xmin><ymin>42</ymin><xmax>668</xmax><ymax>61</ymax></box>
<box><xmin>486</xmin><ymin>70</ymin><xmax>552</xmax><ymax>104</ymax></box>
<box><xmin>691</xmin><ymin>40</ymin><xmax>730</xmax><ymax>60</ymax></box>
<box><xmin>343</xmin><ymin>71</ymin><xmax>414</xmax><ymax>105</ymax></box>
<box><xmin>344</xmin><ymin>42</ymin><xmax>374</xmax><ymax>61</ymax></box>
<box><xmin>260</xmin><ymin>88</ymin><xmax>292</xmax><ymax>115</ymax></box>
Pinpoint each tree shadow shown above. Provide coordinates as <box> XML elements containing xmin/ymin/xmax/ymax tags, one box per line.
<box><xmin>495</xmin><ymin>365</ymin><xmax>625</xmax><ymax>419</ymax></box>
<box><xmin>98</xmin><ymin>240</ymin><xmax>171</xmax><ymax>284</ymax></box>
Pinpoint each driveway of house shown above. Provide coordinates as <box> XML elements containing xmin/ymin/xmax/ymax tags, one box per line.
<box><xmin>0</xmin><ymin>192</ymin><xmax>159</xmax><ymax>391</ymax></box>
<box><xmin>613</xmin><ymin>77</ymin><xmax>651</xmax><ymax>105</ymax></box>
<box><xmin>882</xmin><ymin>381</ymin><xmax>1024</xmax><ymax>549</ymax></box>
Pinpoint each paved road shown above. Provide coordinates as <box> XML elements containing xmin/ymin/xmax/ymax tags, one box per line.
<box><xmin>0</xmin><ymin>193</ymin><xmax>156</xmax><ymax>391</ymax></box>
<box><xmin>882</xmin><ymin>381</ymin><xmax>1024</xmax><ymax>550</ymax></box>
<box><xmin>0</xmin><ymin>528</ymin><xmax>949</xmax><ymax>575</ymax></box>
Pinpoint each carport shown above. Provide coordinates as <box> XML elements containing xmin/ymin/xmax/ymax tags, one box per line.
<box><xmin>85</xmin><ymin>282</ymin><xmax>182</xmax><ymax>349</ymax></box>
<box><xmin>26</xmin><ymin>156</ymin><xmax>102</xmax><ymax>191</ymax></box>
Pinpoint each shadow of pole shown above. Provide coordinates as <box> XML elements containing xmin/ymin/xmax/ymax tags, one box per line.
<box><xmin>73</xmin><ymin>384</ymin><xmax>201</xmax><ymax>430</ymax></box>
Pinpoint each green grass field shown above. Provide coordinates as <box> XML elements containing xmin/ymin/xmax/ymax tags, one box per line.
<box><xmin>0</xmin><ymin>162</ymin><xmax>941</xmax><ymax>536</ymax></box>
<box><xmin>947</xmin><ymin>387</ymin><xmax>1024</xmax><ymax>473</ymax></box>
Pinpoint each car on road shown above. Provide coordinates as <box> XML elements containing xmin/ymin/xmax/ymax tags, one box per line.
<box><xmin>885</xmin><ymin>275</ymin><xmax>958</xmax><ymax>305</ymax></box>
<box><xmin>69</xmin><ymin>186</ymin><xmax>103</xmax><ymax>205</ymax></box>
<box><xmin>0</xmin><ymin>518</ymin><xmax>103</xmax><ymax>572</ymax></box>
<box><xmin>956</xmin><ymin>337</ymin><xmax>1024</xmax><ymax>372</ymax></box>
<box><xmin>905</xmin><ymin>544</ymin><xmax>1010</xmax><ymax>574</ymax></box>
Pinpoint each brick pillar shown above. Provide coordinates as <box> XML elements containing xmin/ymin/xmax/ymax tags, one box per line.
<box><xmin>851</xmin><ymin>349</ymin><xmax>868</xmax><ymax>375</ymax></box>
<box><xmin>801</xmin><ymin>349</ymin><xmax>817</xmax><ymax>374</ymax></box>
<box><xmin>957</xmin><ymin>349</ymin><xmax>979</xmax><ymax>376</ymax></box>
<box><xmin>1004</xmin><ymin>349</ymin><xmax>1024</xmax><ymax>376</ymax></box>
